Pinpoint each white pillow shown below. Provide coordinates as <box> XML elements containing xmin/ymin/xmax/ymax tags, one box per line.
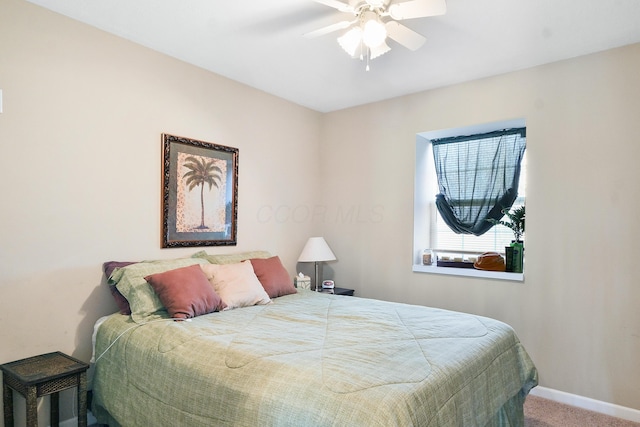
<box><xmin>200</xmin><ymin>261</ymin><xmax>271</xmax><ymax>309</ymax></box>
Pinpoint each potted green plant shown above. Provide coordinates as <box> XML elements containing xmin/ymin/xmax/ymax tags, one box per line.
<box><xmin>488</xmin><ymin>205</ymin><xmax>525</xmax><ymax>242</ymax></box>
<box><xmin>487</xmin><ymin>205</ymin><xmax>525</xmax><ymax>272</ymax></box>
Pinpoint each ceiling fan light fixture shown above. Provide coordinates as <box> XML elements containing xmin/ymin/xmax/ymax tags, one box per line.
<box><xmin>337</xmin><ymin>26</ymin><xmax>363</xmax><ymax>57</ymax></box>
<box><xmin>369</xmin><ymin>41</ymin><xmax>391</xmax><ymax>59</ymax></box>
<box><xmin>361</xmin><ymin>11</ymin><xmax>387</xmax><ymax>48</ymax></box>
<box><xmin>310</xmin><ymin>0</ymin><xmax>443</xmax><ymax>67</ymax></box>
<box><xmin>365</xmin><ymin>0</ymin><xmax>385</xmax><ymax>7</ymax></box>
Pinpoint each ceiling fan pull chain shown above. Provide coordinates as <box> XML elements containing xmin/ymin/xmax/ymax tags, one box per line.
<box><xmin>366</xmin><ymin>49</ymin><xmax>371</xmax><ymax>71</ymax></box>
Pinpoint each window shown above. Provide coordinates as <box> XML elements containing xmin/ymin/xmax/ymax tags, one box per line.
<box><xmin>433</xmin><ymin>154</ymin><xmax>525</xmax><ymax>253</ymax></box>
<box><xmin>413</xmin><ymin>119</ymin><xmax>526</xmax><ymax>280</ymax></box>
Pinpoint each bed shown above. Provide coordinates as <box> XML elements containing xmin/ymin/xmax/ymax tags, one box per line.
<box><xmin>91</xmin><ymin>254</ymin><xmax>537</xmax><ymax>427</ymax></box>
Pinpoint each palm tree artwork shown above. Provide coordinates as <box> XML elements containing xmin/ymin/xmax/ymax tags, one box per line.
<box><xmin>182</xmin><ymin>155</ymin><xmax>223</xmax><ymax>230</ymax></box>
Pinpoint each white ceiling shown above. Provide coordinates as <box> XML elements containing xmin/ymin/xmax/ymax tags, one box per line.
<box><xmin>26</xmin><ymin>0</ymin><xmax>640</xmax><ymax>112</ymax></box>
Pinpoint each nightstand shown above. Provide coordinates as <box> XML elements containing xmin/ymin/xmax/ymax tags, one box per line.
<box><xmin>1</xmin><ymin>351</ymin><xmax>89</xmax><ymax>427</ymax></box>
<box><xmin>319</xmin><ymin>287</ymin><xmax>355</xmax><ymax>296</ymax></box>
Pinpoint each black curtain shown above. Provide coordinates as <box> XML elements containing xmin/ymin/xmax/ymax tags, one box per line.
<box><xmin>432</xmin><ymin>128</ymin><xmax>526</xmax><ymax>236</ymax></box>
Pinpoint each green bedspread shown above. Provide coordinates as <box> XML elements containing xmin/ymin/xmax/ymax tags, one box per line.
<box><xmin>92</xmin><ymin>291</ymin><xmax>537</xmax><ymax>426</ymax></box>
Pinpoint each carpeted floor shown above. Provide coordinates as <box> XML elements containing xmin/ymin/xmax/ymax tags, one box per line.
<box><xmin>525</xmin><ymin>395</ymin><xmax>640</xmax><ymax>427</ymax></box>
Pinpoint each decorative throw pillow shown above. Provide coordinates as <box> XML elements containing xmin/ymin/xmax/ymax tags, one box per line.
<box><xmin>145</xmin><ymin>264</ymin><xmax>226</xmax><ymax>319</ymax></box>
<box><xmin>200</xmin><ymin>261</ymin><xmax>271</xmax><ymax>310</ymax></box>
<box><xmin>108</xmin><ymin>286</ymin><xmax>132</xmax><ymax>315</ymax></box>
<box><xmin>103</xmin><ymin>261</ymin><xmax>137</xmax><ymax>278</ymax></box>
<box><xmin>111</xmin><ymin>258</ymin><xmax>209</xmax><ymax>323</ymax></box>
<box><xmin>250</xmin><ymin>256</ymin><xmax>296</xmax><ymax>298</ymax></box>
<box><xmin>192</xmin><ymin>250</ymin><xmax>271</xmax><ymax>264</ymax></box>
<box><xmin>103</xmin><ymin>261</ymin><xmax>137</xmax><ymax>315</ymax></box>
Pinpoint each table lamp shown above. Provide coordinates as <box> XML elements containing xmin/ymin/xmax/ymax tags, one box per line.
<box><xmin>298</xmin><ymin>237</ymin><xmax>336</xmax><ymax>291</ymax></box>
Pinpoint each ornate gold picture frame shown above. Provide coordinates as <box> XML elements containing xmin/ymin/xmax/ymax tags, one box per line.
<box><xmin>161</xmin><ymin>134</ymin><xmax>238</xmax><ymax>247</ymax></box>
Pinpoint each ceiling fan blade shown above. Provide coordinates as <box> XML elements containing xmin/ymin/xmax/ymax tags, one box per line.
<box><xmin>311</xmin><ymin>0</ymin><xmax>355</xmax><ymax>13</ymax></box>
<box><xmin>304</xmin><ymin>20</ymin><xmax>355</xmax><ymax>38</ymax></box>
<box><xmin>385</xmin><ymin>21</ymin><xmax>426</xmax><ymax>51</ymax></box>
<box><xmin>388</xmin><ymin>0</ymin><xmax>446</xmax><ymax>20</ymax></box>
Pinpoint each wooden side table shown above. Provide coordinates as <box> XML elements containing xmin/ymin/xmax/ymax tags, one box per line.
<box><xmin>1</xmin><ymin>351</ymin><xmax>89</xmax><ymax>427</ymax></box>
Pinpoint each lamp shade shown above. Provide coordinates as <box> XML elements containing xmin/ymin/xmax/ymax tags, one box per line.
<box><xmin>298</xmin><ymin>237</ymin><xmax>336</xmax><ymax>262</ymax></box>
<box><xmin>337</xmin><ymin>27</ymin><xmax>362</xmax><ymax>57</ymax></box>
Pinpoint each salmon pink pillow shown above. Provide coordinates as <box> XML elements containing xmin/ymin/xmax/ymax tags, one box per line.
<box><xmin>250</xmin><ymin>256</ymin><xmax>296</xmax><ymax>298</ymax></box>
<box><xmin>145</xmin><ymin>264</ymin><xmax>226</xmax><ymax>319</ymax></box>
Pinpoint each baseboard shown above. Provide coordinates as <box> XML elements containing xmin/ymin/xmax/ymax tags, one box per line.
<box><xmin>530</xmin><ymin>386</ymin><xmax>640</xmax><ymax>423</ymax></box>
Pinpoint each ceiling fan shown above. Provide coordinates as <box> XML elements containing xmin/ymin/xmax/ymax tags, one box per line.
<box><xmin>305</xmin><ymin>0</ymin><xmax>446</xmax><ymax>70</ymax></box>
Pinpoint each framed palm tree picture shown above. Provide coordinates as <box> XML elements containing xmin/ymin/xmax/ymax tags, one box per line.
<box><xmin>161</xmin><ymin>134</ymin><xmax>238</xmax><ymax>247</ymax></box>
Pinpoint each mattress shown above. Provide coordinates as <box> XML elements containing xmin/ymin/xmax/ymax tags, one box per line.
<box><xmin>92</xmin><ymin>290</ymin><xmax>537</xmax><ymax>426</ymax></box>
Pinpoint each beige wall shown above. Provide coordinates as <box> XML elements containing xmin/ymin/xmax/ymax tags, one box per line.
<box><xmin>320</xmin><ymin>44</ymin><xmax>640</xmax><ymax>409</ymax></box>
<box><xmin>0</xmin><ymin>1</ymin><xmax>321</xmax><ymax>423</ymax></box>
<box><xmin>1</xmin><ymin>0</ymin><xmax>639</xmax><ymax>423</ymax></box>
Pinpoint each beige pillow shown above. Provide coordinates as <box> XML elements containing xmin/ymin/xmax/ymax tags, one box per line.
<box><xmin>200</xmin><ymin>261</ymin><xmax>271</xmax><ymax>309</ymax></box>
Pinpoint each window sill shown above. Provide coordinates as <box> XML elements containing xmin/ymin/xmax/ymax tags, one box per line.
<box><xmin>412</xmin><ymin>264</ymin><xmax>524</xmax><ymax>282</ymax></box>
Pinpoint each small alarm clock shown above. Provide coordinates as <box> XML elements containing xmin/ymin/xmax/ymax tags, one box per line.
<box><xmin>322</xmin><ymin>280</ymin><xmax>335</xmax><ymax>289</ymax></box>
